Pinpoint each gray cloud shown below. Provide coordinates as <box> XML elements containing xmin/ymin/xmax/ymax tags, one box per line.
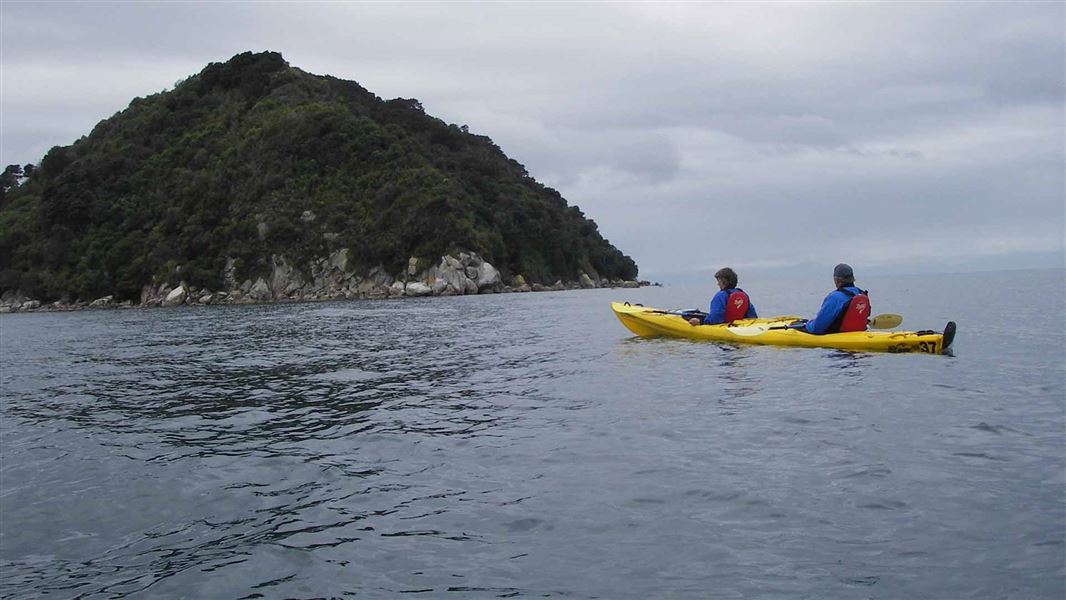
<box><xmin>1</xmin><ymin>1</ymin><xmax>1062</xmax><ymax>278</ymax></box>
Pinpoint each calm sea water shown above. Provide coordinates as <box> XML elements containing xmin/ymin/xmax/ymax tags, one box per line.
<box><xmin>2</xmin><ymin>269</ymin><xmax>1063</xmax><ymax>599</ymax></box>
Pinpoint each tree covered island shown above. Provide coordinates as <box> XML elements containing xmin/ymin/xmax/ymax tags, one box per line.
<box><xmin>0</xmin><ymin>51</ymin><xmax>640</xmax><ymax>311</ymax></box>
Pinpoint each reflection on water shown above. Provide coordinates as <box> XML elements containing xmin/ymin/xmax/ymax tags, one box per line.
<box><xmin>713</xmin><ymin>345</ymin><xmax>762</xmax><ymax>407</ymax></box>
<box><xmin>825</xmin><ymin>350</ymin><xmax>873</xmax><ymax>375</ymax></box>
<box><xmin>2</xmin><ymin>272</ymin><xmax>1064</xmax><ymax>598</ymax></box>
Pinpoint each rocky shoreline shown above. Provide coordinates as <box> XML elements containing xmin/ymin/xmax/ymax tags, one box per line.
<box><xmin>0</xmin><ymin>250</ymin><xmax>650</xmax><ymax>314</ymax></box>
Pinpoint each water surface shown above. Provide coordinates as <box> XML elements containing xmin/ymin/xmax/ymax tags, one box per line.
<box><xmin>2</xmin><ymin>269</ymin><xmax>1063</xmax><ymax>598</ymax></box>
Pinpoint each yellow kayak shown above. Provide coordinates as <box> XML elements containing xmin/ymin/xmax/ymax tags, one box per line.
<box><xmin>611</xmin><ymin>302</ymin><xmax>956</xmax><ymax>355</ymax></box>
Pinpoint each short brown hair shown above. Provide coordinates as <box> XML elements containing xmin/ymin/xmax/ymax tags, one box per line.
<box><xmin>714</xmin><ymin>267</ymin><xmax>738</xmax><ymax>288</ymax></box>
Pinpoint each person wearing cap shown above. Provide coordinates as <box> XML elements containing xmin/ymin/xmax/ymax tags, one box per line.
<box><xmin>688</xmin><ymin>267</ymin><xmax>758</xmax><ymax>326</ymax></box>
<box><xmin>790</xmin><ymin>263</ymin><xmax>871</xmax><ymax>334</ymax></box>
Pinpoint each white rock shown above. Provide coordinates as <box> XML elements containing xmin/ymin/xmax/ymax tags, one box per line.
<box><xmin>163</xmin><ymin>286</ymin><xmax>187</xmax><ymax>307</ymax></box>
<box><xmin>223</xmin><ymin>257</ymin><xmax>239</xmax><ymax>289</ymax></box>
<box><xmin>434</xmin><ymin>254</ymin><xmax>477</xmax><ymax>295</ymax></box>
<box><xmin>405</xmin><ymin>281</ymin><xmax>432</xmax><ymax>296</ymax></box>
<box><xmin>367</xmin><ymin>266</ymin><xmax>393</xmax><ymax>288</ymax></box>
<box><xmin>270</xmin><ymin>255</ymin><xmax>304</xmax><ymax>297</ymax></box>
<box><xmin>330</xmin><ymin>249</ymin><xmax>350</xmax><ymax>273</ymax></box>
<box><xmin>249</xmin><ymin>278</ymin><xmax>271</xmax><ymax>301</ymax></box>
<box><xmin>475</xmin><ymin>262</ymin><xmax>502</xmax><ymax>292</ymax></box>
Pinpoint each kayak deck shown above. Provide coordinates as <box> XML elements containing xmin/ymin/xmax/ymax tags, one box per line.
<box><xmin>611</xmin><ymin>302</ymin><xmax>955</xmax><ymax>355</ymax></box>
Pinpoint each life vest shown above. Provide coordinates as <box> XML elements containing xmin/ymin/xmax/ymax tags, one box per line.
<box><xmin>833</xmin><ymin>288</ymin><xmax>870</xmax><ymax>333</ymax></box>
<box><xmin>723</xmin><ymin>289</ymin><xmax>750</xmax><ymax>323</ymax></box>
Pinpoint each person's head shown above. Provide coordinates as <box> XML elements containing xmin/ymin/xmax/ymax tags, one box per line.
<box><xmin>715</xmin><ymin>267</ymin><xmax>738</xmax><ymax>290</ymax></box>
<box><xmin>833</xmin><ymin>263</ymin><xmax>855</xmax><ymax>287</ymax></box>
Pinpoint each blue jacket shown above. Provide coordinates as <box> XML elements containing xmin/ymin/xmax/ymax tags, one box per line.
<box><xmin>802</xmin><ymin>285</ymin><xmax>864</xmax><ymax>334</ymax></box>
<box><xmin>702</xmin><ymin>288</ymin><xmax>757</xmax><ymax>324</ymax></box>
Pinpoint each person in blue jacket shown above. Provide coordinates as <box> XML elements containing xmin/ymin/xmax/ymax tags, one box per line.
<box><xmin>790</xmin><ymin>263</ymin><xmax>870</xmax><ymax>334</ymax></box>
<box><xmin>688</xmin><ymin>267</ymin><xmax>758</xmax><ymax>326</ymax></box>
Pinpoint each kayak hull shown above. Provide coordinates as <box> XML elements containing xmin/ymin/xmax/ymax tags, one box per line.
<box><xmin>611</xmin><ymin>302</ymin><xmax>954</xmax><ymax>355</ymax></box>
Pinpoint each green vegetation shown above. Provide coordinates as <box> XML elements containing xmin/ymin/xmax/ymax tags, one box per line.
<box><xmin>0</xmin><ymin>51</ymin><xmax>637</xmax><ymax>302</ymax></box>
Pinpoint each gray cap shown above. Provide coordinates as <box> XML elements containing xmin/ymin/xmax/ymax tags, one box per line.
<box><xmin>833</xmin><ymin>263</ymin><xmax>854</xmax><ymax>279</ymax></box>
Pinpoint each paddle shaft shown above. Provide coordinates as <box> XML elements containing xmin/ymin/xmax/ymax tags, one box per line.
<box><xmin>628</xmin><ymin>302</ymin><xmax>900</xmax><ymax>329</ymax></box>
<box><xmin>763</xmin><ymin>313</ymin><xmax>902</xmax><ymax>332</ymax></box>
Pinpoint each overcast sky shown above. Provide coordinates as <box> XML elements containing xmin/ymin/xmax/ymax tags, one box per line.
<box><xmin>2</xmin><ymin>2</ymin><xmax>1063</xmax><ymax>280</ymax></box>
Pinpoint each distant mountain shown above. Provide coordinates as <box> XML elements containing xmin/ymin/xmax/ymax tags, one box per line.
<box><xmin>0</xmin><ymin>51</ymin><xmax>637</xmax><ymax>303</ymax></box>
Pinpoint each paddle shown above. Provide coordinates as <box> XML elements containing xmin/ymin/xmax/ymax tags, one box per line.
<box><xmin>648</xmin><ymin>308</ymin><xmax>709</xmax><ymax>319</ymax></box>
<box><xmin>728</xmin><ymin>313</ymin><xmax>903</xmax><ymax>337</ymax></box>
<box><xmin>869</xmin><ymin>313</ymin><xmax>902</xmax><ymax>329</ymax></box>
<box><xmin>622</xmin><ymin>302</ymin><xmax>902</xmax><ymax>330</ymax></box>
<box><xmin>621</xmin><ymin>302</ymin><xmax>705</xmax><ymax>317</ymax></box>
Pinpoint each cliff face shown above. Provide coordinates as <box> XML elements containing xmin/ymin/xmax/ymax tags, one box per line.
<box><xmin>0</xmin><ymin>51</ymin><xmax>638</xmax><ymax>304</ymax></box>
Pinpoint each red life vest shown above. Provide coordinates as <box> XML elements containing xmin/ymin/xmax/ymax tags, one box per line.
<box><xmin>724</xmin><ymin>289</ymin><xmax>750</xmax><ymax>323</ymax></box>
<box><xmin>837</xmin><ymin>289</ymin><xmax>871</xmax><ymax>332</ymax></box>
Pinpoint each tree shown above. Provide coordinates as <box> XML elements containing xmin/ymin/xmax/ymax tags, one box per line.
<box><xmin>0</xmin><ymin>164</ymin><xmax>24</xmax><ymax>206</ymax></box>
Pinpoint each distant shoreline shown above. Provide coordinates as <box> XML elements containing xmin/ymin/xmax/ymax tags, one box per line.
<box><xmin>0</xmin><ymin>279</ymin><xmax>661</xmax><ymax>315</ymax></box>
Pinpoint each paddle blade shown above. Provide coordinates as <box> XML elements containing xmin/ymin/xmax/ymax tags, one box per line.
<box><xmin>869</xmin><ymin>313</ymin><xmax>902</xmax><ymax>329</ymax></box>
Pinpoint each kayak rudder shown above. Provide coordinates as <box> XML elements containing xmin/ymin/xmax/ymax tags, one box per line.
<box><xmin>942</xmin><ymin>321</ymin><xmax>957</xmax><ymax>354</ymax></box>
